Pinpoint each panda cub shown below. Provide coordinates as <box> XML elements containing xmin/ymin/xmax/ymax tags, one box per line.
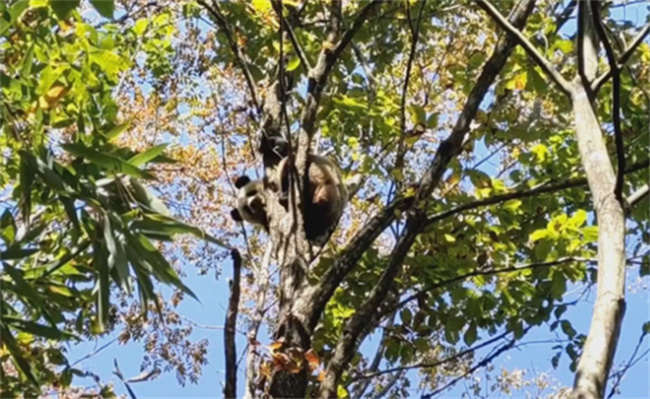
<box><xmin>272</xmin><ymin>153</ymin><xmax>348</xmax><ymax>245</ymax></box>
<box><xmin>230</xmin><ymin>176</ymin><xmax>268</xmax><ymax>230</ymax></box>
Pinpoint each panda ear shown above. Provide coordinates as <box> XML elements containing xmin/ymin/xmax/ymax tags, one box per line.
<box><xmin>230</xmin><ymin>208</ymin><xmax>243</xmax><ymax>222</ymax></box>
<box><xmin>235</xmin><ymin>175</ymin><xmax>251</xmax><ymax>189</ymax></box>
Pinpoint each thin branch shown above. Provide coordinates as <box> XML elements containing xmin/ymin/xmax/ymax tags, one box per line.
<box><xmin>305</xmin><ymin>0</ymin><xmax>537</xmax><ymax>343</ymax></box>
<box><xmin>70</xmin><ymin>336</ymin><xmax>118</xmax><ymax>367</ymax></box>
<box><xmin>224</xmin><ymin>249</ymin><xmax>242</xmax><ymax>399</ymax></box>
<box><xmin>385</xmin><ymin>257</ymin><xmax>595</xmax><ymax>318</ymax></box>
<box><xmin>197</xmin><ymin>0</ymin><xmax>260</xmax><ymax>113</ymax></box>
<box><xmin>475</xmin><ymin>0</ymin><xmax>573</xmax><ymax>97</ymax></box>
<box><xmin>421</xmin><ymin>328</ymin><xmax>531</xmax><ymax>399</ymax></box>
<box><xmin>395</xmin><ymin>0</ymin><xmax>427</xmax><ymax>176</ymax></box>
<box><xmin>593</xmin><ymin>24</ymin><xmax>650</xmax><ymax>92</ymax></box>
<box><xmin>352</xmin><ymin>331</ymin><xmax>511</xmax><ymax>383</ymax></box>
<box><xmin>627</xmin><ymin>184</ymin><xmax>649</xmax><ymax>207</ymax></box>
<box><xmin>370</xmin><ymin>370</ymin><xmax>404</xmax><ymax>399</ymax></box>
<box><xmin>606</xmin><ymin>329</ymin><xmax>650</xmax><ymax>398</ymax></box>
<box><xmin>591</xmin><ymin>1</ymin><xmax>625</xmax><ymax>199</ymax></box>
<box><xmin>273</xmin><ymin>1</ymin><xmax>312</xmax><ymax>71</ymax></box>
<box><xmin>243</xmin><ymin>242</ymin><xmax>273</xmax><ymax>399</ymax></box>
<box><xmin>425</xmin><ymin>158</ymin><xmax>649</xmax><ymax>228</ymax></box>
<box><xmin>351</xmin><ymin>313</ymin><xmax>397</xmax><ymax>398</ymax></box>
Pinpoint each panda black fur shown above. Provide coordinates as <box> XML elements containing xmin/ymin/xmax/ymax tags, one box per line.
<box><xmin>230</xmin><ymin>175</ymin><xmax>268</xmax><ymax>230</ymax></box>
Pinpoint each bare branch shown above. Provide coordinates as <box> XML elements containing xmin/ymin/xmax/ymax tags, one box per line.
<box><xmin>395</xmin><ymin>0</ymin><xmax>427</xmax><ymax>176</ymax></box>
<box><xmin>197</xmin><ymin>0</ymin><xmax>260</xmax><ymax>113</ymax></box>
<box><xmin>243</xmin><ymin>243</ymin><xmax>273</xmax><ymax>399</ymax></box>
<box><xmin>224</xmin><ymin>249</ymin><xmax>242</xmax><ymax>399</ymax></box>
<box><xmin>475</xmin><ymin>0</ymin><xmax>573</xmax><ymax>97</ymax></box>
<box><xmin>421</xmin><ymin>328</ymin><xmax>531</xmax><ymax>399</ymax></box>
<box><xmin>352</xmin><ymin>331</ymin><xmax>511</xmax><ymax>383</ymax></box>
<box><xmin>593</xmin><ymin>24</ymin><xmax>650</xmax><ymax>92</ymax></box>
<box><xmin>273</xmin><ymin>1</ymin><xmax>312</xmax><ymax>71</ymax></box>
<box><xmin>425</xmin><ymin>158</ymin><xmax>649</xmax><ymax>228</ymax></box>
<box><xmin>627</xmin><ymin>184</ymin><xmax>649</xmax><ymax>207</ymax></box>
<box><xmin>607</xmin><ymin>328</ymin><xmax>650</xmax><ymax>398</ymax></box>
<box><xmin>591</xmin><ymin>1</ymin><xmax>625</xmax><ymax>199</ymax></box>
<box><xmin>386</xmin><ymin>257</ymin><xmax>595</xmax><ymax>318</ymax></box>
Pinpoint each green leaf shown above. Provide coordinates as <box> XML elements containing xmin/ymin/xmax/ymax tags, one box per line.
<box><xmin>551</xmin><ymin>273</ymin><xmax>566</xmax><ymax>300</ymax></box>
<box><xmin>20</xmin><ymin>44</ymin><xmax>35</xmax><ymax>79</ymax></box>
<box><xmin>530</xmin><ymin>229</ymin><xmax>548</xmax><ymax>242</ymax></box>
<box><xmin>134</xmin><ymin>18</ymin><xmax>148</xmax><ymax>35</ymax></box>
<box><xmin>408</xmin><ymin>104</ymin><xmax>426</xmax><ymax>125</ymax></box>
<box><xmin>19</xmin><ymin>152</ymin><xmax>35</xmax><ymax>223</ymax></box>
<box><xmin>1</xmin><ymin>248</ymin><xmax>38</xmax><ymax>260</ymax></box>
<box><xmin>103</xmin><ymin>213</ymin><xmax>130</xmax><ymax>293</ymax></box>
<box><xmin>569</xmin><ymin>209</ymin><xmax>587</xmax><ymax>228</ymax></box>
<box><xmin>286</xmin><ymin>57</ymin><xmax>301</xmax><ymax>72</ymax></box>
<box><xmin>1</xmin><ymin>210</ymin><xmax>16</xmax><ymax>244</ymax></box>
<box><xmin>3</xmin><ymin>316</ymin><xmax>78</xmax><ymax>341</ymax></box>
<box><xmin>89</xmin><ymin>0</ymin><xmax>114</xmax><ymax>18</ymax></box>
<box><xmin>105</xmin><ymin>120</ymin><xmax>131</xmax><ymax>140</ymax></box>
<box><xmin>62</xmin><ymin>144</ymin><xmax>151</xmax><ymax>179</ymax></box>
<box><xmin>130</xmin><ymin>180</ymin><xmax>171</xmax><ymax>216</ymax></box>
<box><xmin>0</xmin><ymin>326</ymin><xmax>40</xmax><ymax>388</ymax></box>
<box><xmin>49</xmin><ymin>0</ymin><xmax>80</xmax><ymax>19</ymax></box>
<box><xmin>128</xmin><ymin>144</ymin><xmax>169</xmax><ymax>167</ymax></box>
<box><xmin>9</xmin><ymin>0</ymin><xmax>29</xmax><ymax>23</ymax></box>
<box><xmin>463</xmin><ymin>322</ymin><xmax>478</xmax><ymax>346</ymax></box>
<box><xmin>93</xmin><ymin>240</ymin><xmax>110</xmax><ymax>331</ymax></box>
<box><xmin>582</xmin><ymin>226</ymin><xmax>598</xmax><ymax>243</ymax></box>
<box><xmin>560</xmin><ymin>320</ymin><xmax>576</xmax><ymax>339</ymax></box>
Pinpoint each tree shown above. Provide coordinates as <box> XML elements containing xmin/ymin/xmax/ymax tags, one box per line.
<box><xmin>1</xmin><ymin>1</ymin><xmax>648</xmax><ymax>398</ymax></box>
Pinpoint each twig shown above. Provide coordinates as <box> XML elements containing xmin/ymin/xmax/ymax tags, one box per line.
<box><xmin>424</xmin><ymin>158</ymin><xmax>649</xmax><ymax>228</ymax></box>
<box><xmin>273</xmin><ymin>1</ymin><xmax>312</xmax><ymax>71</ymax></box>
<box><xmin>385</xmin><ymin>257</ymin><xmax>595</xmax><ymax>318</ymax></box>
<box><xmin>224</xmin><ymin>249</ymin><xmax>242</xmax><ymax>399</ymax></box>
<box><xmin>197</xmin><ymin>0</ymin><xmax>261</xmax><ymax>113</ymax></box>
<box><xmin>70</xmin><ymin>336</ymin><xmax>118</xmax><ymax>367</ymax></box>
<box><xmin>591</xmin><ymin>1</ymin><xmax>625</xmax><ymax>199</ymax></box>
<box><xmin>352</xmin><ymin>331</ymin><xmax>511</xmax><ymax>383</ymax></box>
<box><xmin>606</xmin><ymin>329</ymin><xmax>650</xmax><ymax>398</ymax></box>
<box><xmin>592</xmin><ymin>24</ymin><xmax>650</xmax><ymax>92</ymax></box>
<box><xmin>420</xmin><ymin>328</ymin><xmax>531</xmax><ymax>399</ymax></box>
<box><xmin>627</xmin><ymin>184</ymin><xmax>649</xmax><ymax>207</ymax></box>
<box><xmin>475</xmin><ymin>0</ymin><xmax>573</xmax><ymax>96</ymax></box>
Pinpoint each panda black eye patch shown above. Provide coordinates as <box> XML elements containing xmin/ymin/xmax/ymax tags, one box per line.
<box><xmin>246</xmin><ymin>189</ymin><xmax>258</xmax><ymax>197</ymax></box>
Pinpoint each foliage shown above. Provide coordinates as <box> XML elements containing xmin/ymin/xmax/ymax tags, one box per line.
<box><xmin>1</xmin><ymin>0</ymin><xmax>648</xmax><ymax>397</ymax></box>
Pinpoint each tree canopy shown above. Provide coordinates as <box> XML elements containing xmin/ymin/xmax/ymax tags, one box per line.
<box><xmin>1</xmin><ymin>1</ymin><xmax>648</xmax><ymax>398</ymax></box>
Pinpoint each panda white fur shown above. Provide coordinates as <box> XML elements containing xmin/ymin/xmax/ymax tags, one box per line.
<box><xmin>230</xmin><ymin>175</ymin><xmax>268</xmax><ymax>230</ymax></box>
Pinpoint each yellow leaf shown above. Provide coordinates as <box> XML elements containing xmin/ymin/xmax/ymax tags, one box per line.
<box><xmin>337</xmin><ymin>385</ymin><xmax>349</xmax><ymax>398</ymax></box>
<box><xmin>317</xmin><ymin>370</ymin><xmax>326</xmax><ymax>382</ymax></box>
<box><xmin>444</xmin><ymin>234</ymin><xmax>456</xmax><ymax>243</ymax></box>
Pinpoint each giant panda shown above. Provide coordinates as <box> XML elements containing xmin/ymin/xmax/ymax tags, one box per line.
<box><xmin>272</xmin><ymin>153</ymin><xmax>348</xmax><ymax>245</ymax></box>
<box><xmin>230</xmin><ymin>175</ymin><xmax>268</xmax><ymax>230</ymax></box>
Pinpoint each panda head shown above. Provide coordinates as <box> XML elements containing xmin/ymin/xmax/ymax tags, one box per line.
<box><xmin>230</xmin><ymin>175</ymin><xmax>268</xmax><ymax>229</ymax></box>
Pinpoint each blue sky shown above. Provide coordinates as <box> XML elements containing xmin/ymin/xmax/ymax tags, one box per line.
<box><xmin>62</xmin><ymin>2</ymin><xmax>650</xmax><ymax>398</ymax></box>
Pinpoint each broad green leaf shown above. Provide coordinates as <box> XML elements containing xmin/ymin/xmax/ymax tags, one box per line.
<box><xmin>129</xmin><ymin>143</ymin><xmax>169</xmax><ymax>167</ymax></box>
<box><xmin>49</xmin><ymin>0</ymin><xmax>80</xmax><ymax>19</ymax></box>
<box><xmin>62</xmin><ymin>144</ymin><xmax>151</xmax><ymax>178</ymax></box>
<box><xmin>103</xmin><ymin>213</ymin><xmax>130</xmax><ymax>292</ymax></box>
<box><xmin>286</xmin><ymin>57</ymin><xmax>301</xmax><ymax>72</ymax></box>
<box><xmin>10</xmin><ymin>0</ymin><xmax>29</xmax><ymax>22</ymax></box>
<box><xmin>582</xmin><ymin>226</ymin><xmax>598</xmax><ymax>243</ymax></box>
<box><xmin>20</xmin><ymin>44</ymin><xmax>35</xmax><ymax>78</ymax></box>
<box><xmin>134</xmin><ymin>18</ymin><xmax>148</xmax><ymax>35</ymax></box>
<box><xmin>464</xmin><ymin>322</ymin><xmax>478</xmax><ymax>346</ymax></box>
<box><xmin>408</xmin><ymin>104</ymin><xmax>426</xmax><ymax>125</ymax></box>
<box><xmin>569</xmin><ymin>209</ymin><xmax>587</xmax><ymax>228</ymax></box>
<box><xmin>89</xmin><ymin>0</ymin><xmax>114</xmax><ymax>18</ymax></box>
<box><xmin>105</xmin><ymin>120</ymin><xmax>132</xmax><ymax>140</ymax></box>
<box><xmin>3</xmin><ymin>316</ymin><xmax>77</xmax><ymax>341</ymax></box>
<box><xmin>530</xmin><ymin>229</ymin><xmax>548</xmax><ymax>242</ymax></box>
<box><xmin>130</xmin><ymin>180</ymin><xmax>171</xmax><ymax>216</ymax></box>
<box><xmin>1</xmin><ymin>248</ymin><xmax>38</xmax><ymax>260</ymax></box>
<box><xmin>0</xmin><ymin>326</ymin><xmax>39</xmax><ymax>388</ymax></box>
